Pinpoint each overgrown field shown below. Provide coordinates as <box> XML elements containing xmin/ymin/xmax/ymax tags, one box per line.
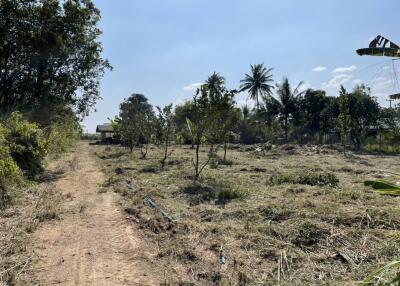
<box><xmin>97</xmin><ymin>143</ymin><xmax>400</xmax><ymax>286</ymax></box>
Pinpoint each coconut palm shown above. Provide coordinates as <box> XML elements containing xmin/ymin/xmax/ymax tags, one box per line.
<box><xmin>276</xmin><ymin>77</ymin><xmax>305</xmax><ymax>141</ymax></box>
<box><xmin>239</xmin><ymin>64</ymin><xmax>274</xmax><ymax>111</ymax></box>
<box><xmin>205</xmin><ymin>72</ymin><xmax>225</xmax><ymax>97</ymax></box>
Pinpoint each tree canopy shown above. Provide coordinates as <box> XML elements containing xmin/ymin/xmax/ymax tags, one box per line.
<box><xmin>0</xmin><ymin>0</ymin><xmax>111</xmax><ymax>124</ymax></box>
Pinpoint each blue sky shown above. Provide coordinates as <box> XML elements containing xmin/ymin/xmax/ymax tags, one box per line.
<box><xmin>84</xmin><ymin>0</ymin><xmax>400</xmax><ymax>132</ymax></box>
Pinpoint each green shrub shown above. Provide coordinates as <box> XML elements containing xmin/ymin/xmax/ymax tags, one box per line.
<box><xmin>4</xmin><ymin>112</ymin><xmax>47</xmax><ymax>178</ymax></box>
<box><xmin>268</xmin><ymin>171</ymin><xmax>339</xmax><ymax>187</ymax></box>
<box><xmin>0</xmin><ymin>124</ymin><xmax>22</xmax><ymax>209</ymax></box>
<box><xmin>44</xmin><ymin>116</ymin><xmax>80</xmax><ymax>156</ymax></box>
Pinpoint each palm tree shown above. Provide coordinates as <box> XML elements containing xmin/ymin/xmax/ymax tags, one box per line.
<box><xmin>205</xmin><ymin>72</ymin><xmax>225</xmax><ymax>97</ymax></box>
<box><xmin>276</xmin><ymin>77</ymin><xmax>305</xmax><ymax>141</ymax></box>
<box><xmin>239</xmin><ymin>64</ymin><xmax>274</xmax><ymax>111</ymax></box>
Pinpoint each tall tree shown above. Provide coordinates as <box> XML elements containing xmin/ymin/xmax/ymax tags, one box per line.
<box><xmin>0</xmin><ymin>0</ymin><xmax>111</xmax><ymax>124</ymax></box>
<box><xmin>347</xmin><ymin>85</ymin><xmax>380</xmax><ymax>150</ymax></box>
<box><xmin>276</xmin><ymin>77</ymin><xmax>305</xmax><ymax>141</ymax></box>
<box><xmin>205</xmin><ymin>72</ymin><xmax>225</xmax><ymax>98</ymax></box>
<box><xmin>240</xmin><ymin>64</ymin><xmax>274</xmax><ymax>111</ymax></box>
<box><xmin>295</xmin><ymin>89</ymin><xmax>330</xmax><ymax>143</ymax></box>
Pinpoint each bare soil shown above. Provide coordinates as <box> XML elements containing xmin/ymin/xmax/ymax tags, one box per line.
<box><xmin>31</xmin><ymin>142</ymin><xmax>157</xmax><ymax>285</ymax></box>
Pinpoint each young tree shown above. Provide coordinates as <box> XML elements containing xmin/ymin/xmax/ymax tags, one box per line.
<box><xmin>156</xmin><ymin>104</ymin><xmax>175</xmax><ymax>168</ymax></box>
<box><xmin>337</xmin><ymin>86</ymin><xmax>351</xmax><ymax>156</ymax></box>
<box><xmin>119</xmin><ymin>94</ymin><xmax>154</xmax><ymax>157</ymax></box>
<box><xmin>187</xmin><ymin>80</ymin><xmax>236</xmax><ymax>180</ymax></box>
<box><xmin>186</xmin><ymin>86</ymin><xmax>211</xmax><ymax>180</ymax></box>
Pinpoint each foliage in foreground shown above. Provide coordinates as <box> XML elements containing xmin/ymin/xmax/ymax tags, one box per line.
<box><xmin>0</xmin><ymin>123</ymin><xmax>22</xmax><ymax>209</ymax></box>
<box><xmin>0</xmin><ymin>112</ymin><xmax>79</xmax><ymax>209</ymax></box>
<box><xmin>3</xmin><ymin>112</ymin><xmax>47</xmax><ymax>178</ymax></box>
<box><xmin>363</xmin><ymin>260</ymin><xmax>400</xmax><ymax>286</ymax></box>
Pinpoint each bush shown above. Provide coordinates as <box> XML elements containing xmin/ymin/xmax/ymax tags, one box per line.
<box><xmin>44</xmin><ymin>116</ymin><xmax>80</xmax><ymax>156</ymax></box>
<box><xmin>269</xmin><ymin>171</ymin><xmax>339</xmax><ymax>187</ymax></box>
<box><xmin>0</xmin><ymin>124</ymin><xmax>22</xmax><ymax>209</ymax></box>
<box><xmin>4</xmin><ymin>112</ymin><xmax>47</xmax><ymax>178</ymax></box>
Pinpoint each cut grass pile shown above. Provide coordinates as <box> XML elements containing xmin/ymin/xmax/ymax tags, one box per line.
<box><xmin>97</xmin><ymin>143</ymin><xmax>400</xmax><ymax>286</ymax></box>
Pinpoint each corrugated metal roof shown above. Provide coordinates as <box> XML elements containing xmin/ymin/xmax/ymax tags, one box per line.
<box><xmin>96</xmin><ymin>124</ymin><xmax>114</xmax><ymax>132</ymax></box>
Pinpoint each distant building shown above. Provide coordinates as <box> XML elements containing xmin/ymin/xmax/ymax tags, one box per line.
<box><xmin>96</xmin><ymin>123</ymin><xmax>114</xmax><ymax>141</ymax></box>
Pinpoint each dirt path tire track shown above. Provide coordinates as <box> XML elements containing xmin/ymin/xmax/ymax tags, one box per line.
<box><xmin>32</xmin><ymin>143</ymin><xmax>157</xmax><ymax>285</ymax></box>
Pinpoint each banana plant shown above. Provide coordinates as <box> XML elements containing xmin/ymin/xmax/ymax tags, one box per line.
<box><xmin>363</xmin><ymin>260</ymin><xmax>400</xmax><ymax>286</ymax></box>
<box><xmin>364</xmin><ymin>180</ymin><xmax>400</xmax><ymax>196</ymax></box>
<box><xmin>363</xmin><ymin>179</ymin><xmax>400</xmax><ymax>285</ymax></box>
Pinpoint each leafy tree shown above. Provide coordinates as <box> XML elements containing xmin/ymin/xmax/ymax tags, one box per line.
<box><xmin>0</xmin><ymin>0</ymin><xmax>111</xmax><ymax>125</ymax></box>
<box><xmin>347</xmin><ymin>85</ymin><xmax>380</xmax><ymax>150</ymax></box>
<box><xmin>119</xmin><ymin>94</ymin><xmax>154</xmax><ymax>157</ymax></box>
<box><xmin>186</xmin><ymin>86</ymin><xmax>212</xmax><ymax>180</ymax></box>
<box><xmin>294</xmin><ymin>89</ymin><xmax>332</xmax><ymax>143</ymax></box>
<box><xmin>337</xmin><ymin>86</ymin><xmax>351</xmax><ymax>156</ymax></box>
<box><xmin>240</xmin><ymin>64</ymin><xmax>274</xmax><ymax>111</ymax></box>
<box><xmin>187</xmin><ymin>78</ymin><xmax>236</xmax><ymax>180</ymax></box>
<box><xmin>319</xmin><ymin>96</ymin><xmax>339</xmax><ymax>143</ymax></box>
<box><xmin>276</xmin><ymin>77</ymin><xmax>305</xmax><ymax>141</ymax></box>
<box><xmin>221</xmin><ymin>107</ymin><xmax>241</xmax><ymax>161</ymax></box>
<box><xmin>156</xmin><ymin>104</ymin><xmax>175</xmax><ymax>168</ymax></box>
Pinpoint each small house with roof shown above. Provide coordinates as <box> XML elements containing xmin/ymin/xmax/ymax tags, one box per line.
<box><xmin>96</xmin><ymin>123</ymin><xmax>114</xmax><ymax>141</ymax></box>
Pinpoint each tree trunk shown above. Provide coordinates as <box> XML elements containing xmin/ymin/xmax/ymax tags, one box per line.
<box><xmin>161</xmin><ymin>140</ymin><xmax>168</xmax><ymax>169</ymax></box>
<box><xmin>342</xmin><ymin>135</ymin><xmax>346</xmax><ymax>156</ymax></box>
<box><xmin>141</xmin><ymin>144</ymin><xmax>148</xmax><ymax>159</ymax></box>
<box><xmin>223</xmin><ymin>142</ymin><xmax>227</xmax><ymax>161</ymax></box>
<box><xmin>284</xmin><ymin>114</ymin><xmax>288</xmax><ymax>142</ymax></box>
<box><xmin>194</xmin><ymin>143</ymin><xmax>200</xmax><ymax>180</ymax></box>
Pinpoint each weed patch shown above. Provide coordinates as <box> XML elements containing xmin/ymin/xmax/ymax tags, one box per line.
<box><xmin>292</xmin><ymin>222</ymin><xmax>329</xmax><ymax>248</ymax></box>
<box><xmin>181</xmin><ymin>182</ymin><xmax>246</xmax><ymax>205</ymax></box>
<box><xmin>269</xmin><ymin>171</ymin><xmax>339</xmax><ymax>187</ymax></box>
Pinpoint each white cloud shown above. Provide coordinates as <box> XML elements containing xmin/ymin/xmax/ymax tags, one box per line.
<box><xmin>182</xmin><ymin>82</ymin><xmax>203</xmax><ymax>91</ymax></box>
<box><xmin>352</xmin><ymin>79</ymin><xmax>363</xmax><ymax>85</ymax></box>
<box><xmin>312</xmin><ymin>66</ymin><xmax>327</xmax><ymax>72</ymax></box>
<box><xmin>332</xmin><ymin>65</ymin><xmax>357</xmax><ymax>73</ymax></box>
<box><xmin>321</xmin><ymin>74</ymin><xmax>353</xmax><ymax>89</ymax></box>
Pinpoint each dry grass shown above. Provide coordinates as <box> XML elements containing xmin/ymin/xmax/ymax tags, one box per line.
<box><xmin>96</xmin><ymin>143</ymin><xmax>400</xmax><ymax>285</ymax></box>
<box><xmin>0</xmin><ymin>164</ymin><xmax>66</xmax><ymax>285</ymax></box>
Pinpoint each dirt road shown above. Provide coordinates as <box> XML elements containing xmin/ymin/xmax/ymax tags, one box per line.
<box><xmin>32</xmin><ymin>143</ymin><xmax>156</xmax><ymax>285</ymax></box>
